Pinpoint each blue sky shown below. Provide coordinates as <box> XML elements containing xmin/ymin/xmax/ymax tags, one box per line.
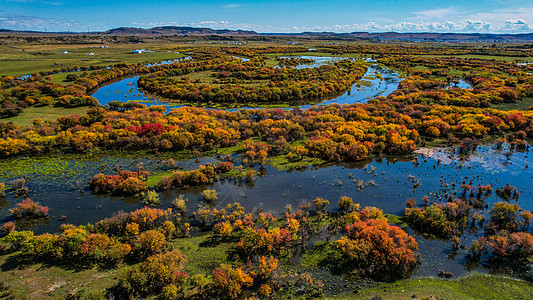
<box><xmin>1</xmin><ymin>0</ymin><xmax>532</xmax><ymax>33</ymax></box>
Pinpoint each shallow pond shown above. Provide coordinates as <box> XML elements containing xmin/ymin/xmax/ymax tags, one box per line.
<box><xmin>447</xmin><ymin>79</ymin><xmax>473</xmax><ymax>89</ymax></box>
<box><xmin>1</xmin><ymin>144</ymin><xmax>532</xmax><ymax>279</ymax></box>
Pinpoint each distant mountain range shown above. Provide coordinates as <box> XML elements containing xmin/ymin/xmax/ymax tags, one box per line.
<box><xmin>101</xmin><ymin>26</ymin><xmax>257</xmax><ymax>36</ymax></box>
<box><xmin>2</xmin><ymin>26</ymin><xmax>533</xmax><ymax>42</ymax></box>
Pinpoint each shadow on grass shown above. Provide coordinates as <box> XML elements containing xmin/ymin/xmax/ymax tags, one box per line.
<box><xmin>1</xmin><ymin>253</ymin><xmax>125</xmax><ymax>273</ymax></box>
<box><xmin>198</xmin><ymin>234</ymin><xmax>239</xmax><ymax>248</ymax></box>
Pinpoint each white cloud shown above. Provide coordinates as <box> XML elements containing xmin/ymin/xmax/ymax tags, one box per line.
<box><xmin>180</xmin><ymin>19</ymin><xmax>529</xmax><ymax>33</ymax></box>
<box><xmin>222</xmin><ymin>4</ymin><xmax>241</xmax><ymax>9</ymax></box>
<box><xmin>500</xmin><ymin>19</ymin><xmax>531</xmax><ymax>32</ymax></box>
<box><xmin>289</xmin><ymin>19</ymin><xmax>530</xmax><ymax>34</ymax></box>
<box><xmin>0</xmin><ymin>15</ymin><xmax>78</xmax><ymax>31</ymax></box>
<box><xmin>461</xmin><ymin>20</ymin><xmax>492</xmax><ymax>32</ymax></box>
<box><xmin>468</xmin><ymin>7</ymin><xmax>533</xmax><ymax>25</ymax></box>
<box><xmin>1</xmin><ymin>13</ymin><xmax>532</xmax><ymax>34</ymax></box>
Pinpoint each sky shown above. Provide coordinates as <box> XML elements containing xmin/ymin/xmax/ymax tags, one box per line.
<box><xmin>1</xmin><ymin>0</ymin><xmax>532</xmax><ymax>34</ymax></box>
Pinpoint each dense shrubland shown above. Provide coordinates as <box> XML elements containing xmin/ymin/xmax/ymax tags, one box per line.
<box><xmin>1</xmin><ymin>45</ymin><xmax>532</xmax><ymax>163</ymax></box>
<box><xmin>0</xmin><ymin>196</ymin><xmax>418</xmax><ymax>298</ymax></box>
<box><xmin>1</xmin><ymin>98</ymin><xmax>533</xmax><ymax>164</ymax></box>
<box><xmin>382</xmin><ymin>56</ymin><xmax>533</xmax><ymax>108</ymax></box>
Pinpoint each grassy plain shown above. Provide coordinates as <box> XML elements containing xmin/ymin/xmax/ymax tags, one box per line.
<box><xmin>491</xmin><ymin>97</ymin><xmax>533</xmax><ymax>111</ymax></box>
<box><xmin>342</xmin><ymin>274</ymin><xmax>533</xmax><ymax>300</ymax></box>
<box><xmin>0</xmin><ymin>41</ymin><xmax>186</xmax><ymax>76</ymax></box>
<box><xmin>413</xmin><ymin>53</ymin><xmax>533</xmax><ymax>62</ymax></box>
<box><xmin>1</xmin><ymin>247</ymin><xmax>531</xmax><ymax>300</ymax></box>
<box><xmin>2</xmin><ymin>106</ymin><xmax>90</xmax><ymax>127</ymax></box>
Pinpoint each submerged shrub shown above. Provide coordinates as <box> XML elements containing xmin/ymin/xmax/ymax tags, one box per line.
<box><xmin>404</xmin><ymin>204</ymin><xmax>454</xmax><ymax>237</ymax></box>
<box><xmin>116</xmin><ymin>177</ymin><xmax>146</xmax><ymax>195</ymax></box>
<box><xmin>486</xmin><ymin>232</ymin><xmax>533</xmax><ymax>260</ymax></box>
<box><xmin>171</xmin><ymin>195</ymin><xmax>187</xmax><ymax>215</ymax></box>
<box><xmin>486</xmin><ymin>202</ymin><xmax>521</xmax><ymax>234</ymax></box>
<box><xmin>1</xmin><ymin>222</ymin><xmax>15</xmax><ymax>234</ymax></box>
<box><xmin>142</xmin><ymin>190</ymin><xmax>160</xmax><ymax>207</ymax></box>
<box><xmin>9</xmin><ymin>198</ymin><xmax>49</xmax><ymax>219</ymax></box>
<box><xmin>202</xmin><ymin>189</ymin><xmax>218</xmax><ymax>202</ymax></box>
<box><xmin>216</xmin><ymin>161</ymin><xmax>234</xmax><ymax>173</ymax></box>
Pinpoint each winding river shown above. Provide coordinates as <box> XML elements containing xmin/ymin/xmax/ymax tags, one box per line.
<box><xmin>90</xmin><ymin>57</ymin><xmax>404</xmax><ymax>110</ymax></box>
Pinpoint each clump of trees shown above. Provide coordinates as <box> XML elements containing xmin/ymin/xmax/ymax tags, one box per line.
<box><xmin>335</xmin><ymin>218</ymin><xmax>419</xmax><ymax>280</ymax></box>
<box><xmin>404</xmin><ymin>199</ymin><xmax>471</xmax><ymax>238</ymax></box>
<box><xmin>9</xmin><ymin>198</ymin><xmax>49</xmax><ymax>219</ymax></box>
<box><xmin>119</xmin><ymin>249</ymin><xmax>189</xmax><ymax>298</ymax></box>
<box><xmin>276</xmin><ymin>57</ymin><xmax>315</xmax><ymax>67</ymax></box>
<box><xmin>157</xmin><ymin>164</ymin><xmax>218</xmax><ymax>190</ymax></box>
<box><xmin>90</xmin><ymin>170</ymin><xmax>149</xmax><ymax>195</ymax></box>
<box><xmin>467</xmin><ymin>201</ymin><xmax>533</xmax><ymax>270</ymax></box>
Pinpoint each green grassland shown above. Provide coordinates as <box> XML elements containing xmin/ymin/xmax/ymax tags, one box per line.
<box><xmin>0</xmin><ymin>106</ymin><xmax>89</xmax><ymax>126</ymax></box>
<box><xmin>267</xmin><ymin>154</ymin><xmax>326</xmax><ymax>171</ymax></box>
<box><xmin>181</xmin><ymin>70</ymin><xmax>269</xmax><ymax>88</ymax></box>
<box><xmin>0</xmin><ymin>253</ymin><xmax>118</xmax><ymax>299</ymax></box>
<box><xmin>339</xmin><ymin>274</ymin><xmax>533</xmax><ymax>300</ymax></box>
<box><xmin>416</xmin><ymin>54</ymin><xmax>533</xmax><ymax>63</ymax></box>
<box><xmin>47</xmin><ymin>70</ymin><xmax>94</xmax><ymax>85</ymax></box>
<box><xmin>1</xmin><ymin>245</ymin><xmax>532</xmax><ymax>300</ymax></box>
<box><xmin>2</xmin><ymin>106</ymin><xmax>90</xmax><ymax>127</ymax></box>
<box><xmin>0</xmin><ymin>233</ymin><xmax>230</xmax><ymax>299</ymax></box>
<box><xmin>491</xmin><ymin>97</ymin><xmax>533</xmax><ymax>111</ymax></box>
<box><xmin>0</xmin><ymin>42</ymin><xmax>187</xmax><ymax>76</ymax></box>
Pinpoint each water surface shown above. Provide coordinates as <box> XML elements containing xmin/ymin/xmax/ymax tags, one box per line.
<box><xmin>1</xmin><ymin>144</ymin><xmax>531</xmax><ymax>278</ymax></box>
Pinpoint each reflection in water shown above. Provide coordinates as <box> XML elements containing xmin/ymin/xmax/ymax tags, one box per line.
<box><xmin>90</xmin><ymin>76</ymin><xmax>181</xmax><ymax>112</ymax></box>
<box><xmin>446</xmin><ymin>79</ymin><xmax>473</xmax><ymax>89</ymax></box>
<box><xmin>300</xmin><ymin>63</ymin><xmax>402</xmax><ymax>109</ymax></box>
<box><xmin>0</xmin><ymin>197</ymin><xmax>9</xmax><ymax>209</ymax></box>
<box><xmin>145</xmin><ymin>56</ymin><xmax>191</xmax><ymax>67</ymax></box>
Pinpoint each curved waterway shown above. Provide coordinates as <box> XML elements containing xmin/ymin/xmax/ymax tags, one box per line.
<box><xmin>90</xmin><ymin>57</ymin><xmax>403</xmax><ymax>110</ymax></box>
